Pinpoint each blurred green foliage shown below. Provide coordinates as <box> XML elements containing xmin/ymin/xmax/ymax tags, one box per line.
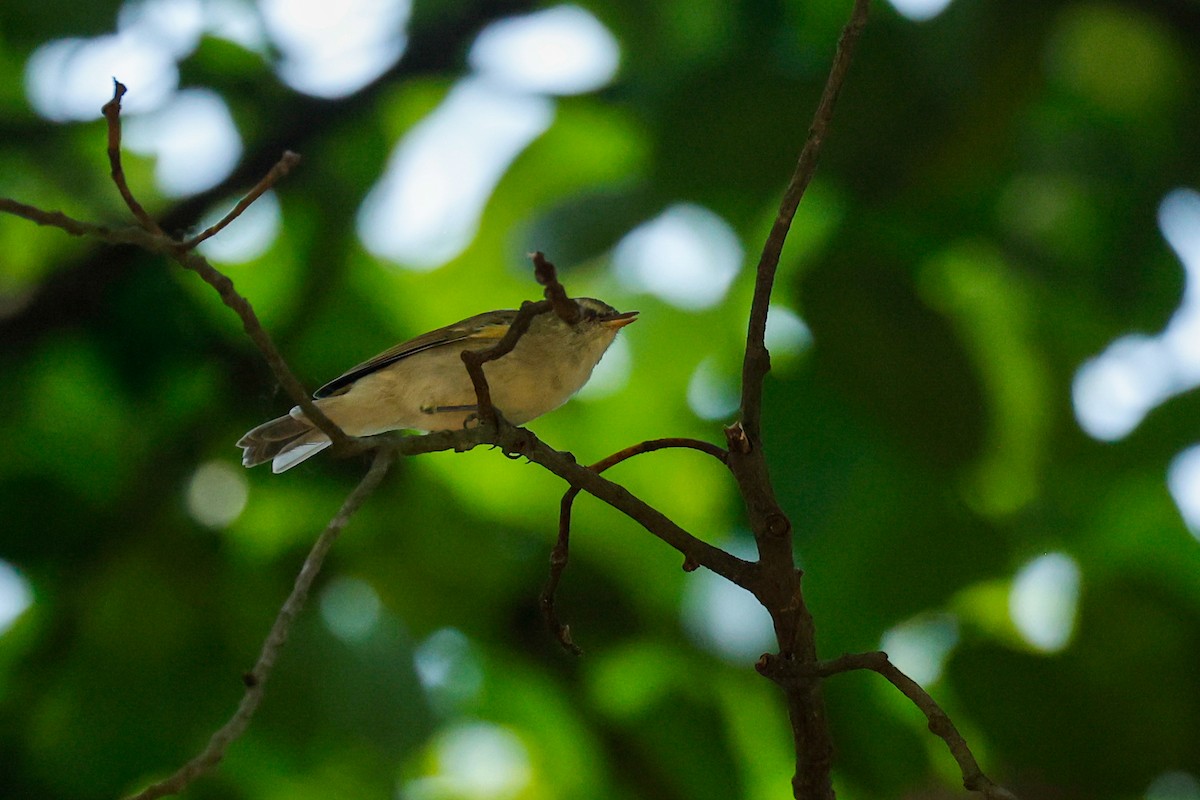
<box><xmin>3</xmin><ymin>1</ymin><xmax>1200</xmax><ymax>798</ymax></box>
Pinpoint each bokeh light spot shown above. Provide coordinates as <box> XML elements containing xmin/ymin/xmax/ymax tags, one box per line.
<box><xmin>1167</xmin><ymin>446</ymin><xmax>1200</xmax><ymax>542</ymax></box>
<box><xmin>358</xmin><ymin>79</ymin><xmax>554</xmax><ymax>270</ymax></box>
<box><xmin>576</xmin><ymin>334</ymin><xmax>632</xmax><ymax>400</ymax></box>
<box><xmin>1147</xmin><ymin>771</ymin><xmax>1200</xmax><ymax>800</ymax></box>
<box><xmin>682</xmin><ymin>539</ymin><xmax>775</xmax><ymax>662</ymax></box>
<box><xmin>25</xmin><ymin>34</ymin><xmax>178</xmax><ymax>122</ymax></box>
<box><xmin>319</xmin><ymin>576</ymin><xmax>381</xmax><ymax>643</ymax></box>
<box><xmin>260</xmin><ymin>0</ymin><xmax>410</xmax><ymax>98</ymax></box>
<box><xmin>197</xmin><ymin>191</ymin><xmax>282</xmax><ymax>264</ymax></box>
<box><xmin>687</xmin><ymin>357</ymin><xmax>739</xmax><ymax>421</ymax></box>
<box><xmin>406</xmin><ymin>723</ymin><xmax>532</xmax><ymax>799</ymax></box>
<box><xmin>414</xmin><ymin>627</ymin><xmax>484</xmax><ymax>709</ymax></box>
<box><xmin>764</xmin><ymin>304</ymin><xmax>813</xmax><ymax>358</ymax></box>
<box><xmin>887</xmin><ymin>0</ymin><xmax>954</xmax><ymax>22</ymax></box>
<box><xmin>880</xmin><ymin>613</ymin><xmax>959</xmax><ymax>685</ymax></box>
<box><xmin>1009</xmin><ymin>552</ymin><xmax>1080</xmax><ymax>653</ymax></box>
<box><xmin>469</xmin><ymin>4</ymin><xmax>620</xmax><ymax>95</ymax></box>
<box><xmin>613</xmin><ymin>204</ymin><xmax>743</xmax><ymax>310</ymax></box>
<box><xmin>185</xmin><ymin>460</ymin><xmax>249</xmax><ymax>529</ymax></box>
<box><xmin>123</xmin><ymin>88</ymin><xmax>243</xmax><ymax>196</ymax></box>
<box><xmin>118</xmin><ymin>0</ymin><xmax>205</xmax><ymax>59</ymax></box>
<box><xmin>1074</xmin><ymin>189</ymin><xmax>1200</xmax><ymax>441</ymax></box>
<box><xmin>0</xmin><ymin>560</ymin><xmax>34</xmax><ymax>636</ymax></box>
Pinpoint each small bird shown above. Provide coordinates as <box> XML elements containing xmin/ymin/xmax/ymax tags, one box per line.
<box><xmin>238</xmin><ymin>297</ymin><xmax>637</xmax><ymax>473</ymax></box>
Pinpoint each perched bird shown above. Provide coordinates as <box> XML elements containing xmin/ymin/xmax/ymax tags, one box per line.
<box><xmin>238</xmin><ymin>298</ymin><xmax>637</xmax><ymax>473</ymax></box>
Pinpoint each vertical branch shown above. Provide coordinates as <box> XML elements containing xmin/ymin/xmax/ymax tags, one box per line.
<box><xmin>100</xmin><ymin>80</ymin><xmax>164</xmax><ymax>235</ymax></box>
<box><xmin>727</xmin><ymin>2</ymin><xmax>870</xmax><ymax>797</ymax></box>
<box><xmin>738</xmin><ymin>0</ymin><xmax>870</xmax><ymax>442</ymax></box>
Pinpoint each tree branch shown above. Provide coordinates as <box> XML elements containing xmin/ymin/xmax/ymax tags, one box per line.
<box><xmin>541</xmin><ymin>437</ymin><xmax>730</xmax><ymax>652</ymax></box>
<box><xmin>124</xmin><ymin>448</ymin><xmax>395</xmax><ymax>800</ymax></box>
<box><xmin>459</xmin><ymin>252</ymin><xmax>578</xmax><ymax>426</ymax></box>
<box><xmin>181</xmin><ymin>150</ymin><xmax>302</xmax><ymax>250</ymax></box>
<box><xmin>820</xmin><ymin>652</ymin><xmax>1019</xmax><ymax>799</ymax></box>
<box><xmin>738</xmin><ymin>0</ymin><xmax>869</xmax><ymax>442</ymax></box>
<box><xmin>100</xmin><ymin>80</ymin><xmax>163</xmax><ymax>236</ymax></box>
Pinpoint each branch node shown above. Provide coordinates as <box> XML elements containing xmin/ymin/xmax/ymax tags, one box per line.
<box><xmin>682</xmin><ymin>556</ymin><xmax>699</xmax><ymax>572</ymax></box>
<box><xmin>724</xmin><ymin>422</ymin><xmax>752</xmax><ymax>454</ymax></box>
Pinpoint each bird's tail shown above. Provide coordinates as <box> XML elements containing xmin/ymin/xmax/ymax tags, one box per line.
<box><xmin>237</xmin><ymin>410</ymin><xmax>332</xmax><ymax>473</ymax></box>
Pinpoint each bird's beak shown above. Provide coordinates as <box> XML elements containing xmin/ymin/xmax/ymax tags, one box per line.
<box><xmin>600</xmin><ymin>310</ymin><xmax>639</xmax><ymax>329</ymax></box>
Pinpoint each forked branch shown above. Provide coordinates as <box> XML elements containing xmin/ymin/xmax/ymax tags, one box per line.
<box><xmin>541</xmin><ymin>437</ymin><xmax>731</xmax><ymax>652</ymax></box>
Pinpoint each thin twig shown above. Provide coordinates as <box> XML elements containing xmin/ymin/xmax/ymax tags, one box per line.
<box><xmin>124</xmin><ymin>449</ymin><xmax>394</xmax><ymax>800</ymax></box>
<box><xmin>169</xmin><ymin>246</ymin><xmax>356</xmax><ymax>452</ymax></box>
<box><xmin>820</xmin><ymin>652</ymin><xmax>1019</xmax><ymax>800</ymax></box>
<box><xmin>0</xmin><ymin>197</ymin><xmax>156</xmax><ymax>244</ymax></box>
<box><xmin>738</xmin><ymin>0</ymin><xmax>869</xmax><ymax>442</ymax></box>
<box><xmin>532</xmin><ymin>251</ymin><xmax>580</xmax><ymax>324</ymax></box>
<box><xmin>101</xmin><ymin>80</ymin><xmax>164</xmax><ymax>235</ymax></box>
<box><xmin>460</xmin><ymin>299</ymin><xmax>554</xmax><ymax>427</ymax></box>
<box><xmin>541</xmin><ymin>438</ymin><xmax>730</xmax><ymax>652</ymax></box>
<box><xmin>92</xmin><ymin>82</ymin><xmax>352</xmax><ymax>453</ymax></box>
<box><xmin>460</xmin><ymin>252</ymin><xmax>581</xmax><ymax>425</ymax></box>
<box><xmin>182</xmin><ymin>151</ymin><xmax>302</xmax><ymax>250</ymax></box>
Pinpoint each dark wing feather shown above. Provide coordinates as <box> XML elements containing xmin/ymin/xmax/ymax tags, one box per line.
<box><xmin>314</xmin><ymin>309</ymin><xmax>514</xmax><ymax>398</ymax></box>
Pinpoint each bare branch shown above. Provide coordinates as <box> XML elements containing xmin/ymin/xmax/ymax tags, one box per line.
<box><xmin>541</xmin><ymin>437</ymin><xmax>730</xmax><ymax>652</ymax></box>
<box><xmin>531</xmin><ymin>251</ymin><xmax>580</xmax><ymax>324</ymax></box>
<box><xmin>167</xmin><ymin>246</ymin><xmax>357</xmax><ymax>453</ymax></box>
<box><xmin>124</xmin><ymin>447</ymin><xmax>395</xmax><ymax>800</ymax></box>
<box><xmin>182</xmin><ymin>151</ymin><xmax>302</xmax><ymax>250</ymax></box>
<box><xmin>101</xmin><ymin>80</ymin><xmax>164</xmax><ymax>235</ymax></box>
<box><xmin>820</xmin><ymin>651</ymin><xmax>1019</xmax><ymax>800</ymax></box>
<box><xmin>0</xmin><ymin>197</ymin><xmax>157</xmax><ymax>245</ymax></box>
<box><xmin>738</xmin><ymin>0</ymin><xmax>869</xmax><ymax>442</ymax></box>
<box><xmin>460</xmin><ymin>299</ymin><xmax>554</xmax><ymax>427</ymax></box>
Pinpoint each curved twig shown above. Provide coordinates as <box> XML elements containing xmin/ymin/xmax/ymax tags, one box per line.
<box><xmin>101</xmin><ymin>80</ymin><xmax>163</xmax><ymax>235</ymax></box>
<box><xmin>182</xmin><ymin>151</ymin><xmax>302</xmax><ymax>250</ymax></box>
<box><xmin>541</xmin><ymin>438</ymin><xmax>730</xmax><ymax>652</ymax></box>
<box><xmin>124</xmin><ymin>448</ymin><xmax>395</xmax><ymax>800</ymax></box>
<box><xmin>94</xmin><ymin>81</ymin><xmax>354</xmax><ymax>453</ymax></box>
<box><xmin>738</xmin><ymin>0</ymin><xmax>869</xmax><ymax>442</ymax></box>
<box><xmin>820</xmin><ymin>651</ymin><xmax>1019</xmax><ymax>799</ymax></box>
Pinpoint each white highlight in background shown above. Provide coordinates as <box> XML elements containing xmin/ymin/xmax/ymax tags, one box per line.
<box><xmin>469</xmin><ymin>5</ymin><xmax>620</xmax><ymax>95</ymax></box>
<box><xmin>1009</xmin><ymin>552</ymin><xmax>1081</xmax><ymax>653</ymax></box>
<box><xmin>401</xmin><ymin>723</ymin><xmax>532</xmax><ymax>799</ymax></box>
<box><xmin>765</xmin><ymin>304</ymin><xmax>813</xmax><ymax>357</ymax></box>
<box><xmin>682</xmin><ymin>539</ymin><xmax>775</xmax><ymax>662</ymax></box>
<box><xmin>577</xmin><ymin>335</ymin><xmax>632</xmax><ymax>400</ymax></box>
<box><xmin>1074</xmin><ymin>189</ymin><xmax>1200</xmax><ymax>441</ymax></box>
<box><xmin>118</xmin><ymin>0</ymin><xmax>205</xmax><ymax>59</ymax></box>
<box><xmin>319</xmin><ymin>576</ymin><xmax>382</xmax><ymax>643</ymax></box>
<box><xmin>0</xmin><ymin>560</ymin><xmax>34</xmax><ymax>636</ymax></box>
<box><xmin>1146</xmin><ymin>771</ymin><xmax>1200</xmax><ymax>800</ymax></box>
<box><xmin>358</xmin><ymin>79</ymin><xmax>554</xmax><ymax>270</ymax></box>
<box><xmin>123</xmin><ymin>88</ymin><xmax>243</xmax><ymax>196</ymax></box>
<box><xmin>613</xmin><ymin>204</ymin><xmax>744</xmax><ymax>310</ymax></box>
<box><xmin>687</xmin><ymin>358</ymin><xmax>739</xmax><ymax>421</ymax></box>
<box><xmin>197</xmin><ymin>191</ymin><xmax>282</xmax><ymax>264</ymax></box>
<box><xmin>260</xmin><ymin>0</ymin><xmax>410</xmax><ymax>98</ymax></box>
<box><xmin>185</xmin><ymin>460</ymin><xmax>249</xmax><ymax>528</ymax></box>
<box><xmin>25</xmin><ymin>34</ymin><xmax>178</xmax><ymax>121</ymax></box>
<box><xmin>880</xmin><ymin>614</ymin><xmax>959</xmax><ymax>685</ymax></box>
<box><xmin>887</xmin><ymin>0</ymin><xmax>955</xmax><ymax>22</ymax></box>
<box><xmin>1168</xmin><ymin>446</ymin><xmax>1200</xmax><ymax>541</ymax></box>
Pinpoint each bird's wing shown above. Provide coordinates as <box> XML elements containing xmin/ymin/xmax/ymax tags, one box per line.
<box><xmin>314</xmin><ymin>310</ymin><xmax>514</xmax><ymax>398</ymax></box>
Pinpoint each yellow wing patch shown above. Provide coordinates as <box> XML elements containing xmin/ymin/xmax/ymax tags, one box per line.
<box><xmin>468</xmin><ymin>323</ymin><xmax>511</xmax><ymax>340</ymax></box>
